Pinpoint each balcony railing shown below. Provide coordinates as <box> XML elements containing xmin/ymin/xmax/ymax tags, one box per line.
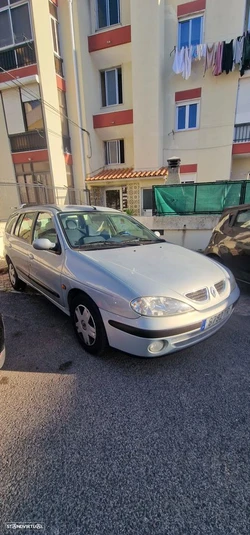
<box><xmin>234</xmin><ymin>123</ymin><xmax>250</xmax><ymax>143</ymax></box>
<box><xmin>0</xmin><ymin>42</ymin><xmax>36</xmax><ymax>72</ymax></box>
<box><xmin>9</xmin><ymin>130</ymin><xmax>47</xmax><ymax>152</ymax></box>
<box><xmin>54</xmin><ymin>55</ymin><xmax>64</xmax><ymax>77</ymax></box>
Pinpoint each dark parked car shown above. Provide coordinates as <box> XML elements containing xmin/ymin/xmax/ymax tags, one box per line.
<box><xmin>0</xmin><ymin>314</ymin><xmax>5</xmax><ymax>369</ymax></box>
<box><xmin>205</xmin><ymin>204</ymin><xmax>250</xmax><ymax>284</ymax></box>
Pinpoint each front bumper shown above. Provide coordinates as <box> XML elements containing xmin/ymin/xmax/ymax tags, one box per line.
<box><xmin>101</xmin><ymin>286</ymin><xmax>240</xmax><ymax>358</ymax></box>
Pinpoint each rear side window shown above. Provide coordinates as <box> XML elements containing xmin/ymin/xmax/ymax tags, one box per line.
<box><xmin>18</xmin><ymin>212</ymin><xmax>37</xmax><ymax>242</ymax></box>
<box><xmin>5</xmin><ymin>214</ymin><xmax>19</xmax><ymax>234</ymax></box>
<box><xmin>233</xmin><ymin>209</ymin><xmax>250</xmax><ymax>229</ymax></box>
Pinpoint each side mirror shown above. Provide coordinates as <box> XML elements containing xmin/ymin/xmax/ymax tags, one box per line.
<box><xmin>33</xmin><ymin>238</ymin><xmax>55</xmax><ymax>251</ymax></box>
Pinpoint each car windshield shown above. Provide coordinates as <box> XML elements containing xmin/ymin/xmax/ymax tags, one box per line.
<box><xmin>58</xmin><ymin>211</ymin><xmax>165</xmax><ymax>249</ymax></box>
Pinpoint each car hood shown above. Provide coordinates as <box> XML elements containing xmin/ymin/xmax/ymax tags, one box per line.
<box><xmin>79</xmin><ymin>242</ymin><xmax>228</xmax><ymax>298</ymax></box>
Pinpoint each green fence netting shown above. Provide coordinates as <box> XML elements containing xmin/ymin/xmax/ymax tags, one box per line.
<box><xmin>153</xmin><ymin>181</ymin><xmax>250</xmax><ymax>215</ymax></box>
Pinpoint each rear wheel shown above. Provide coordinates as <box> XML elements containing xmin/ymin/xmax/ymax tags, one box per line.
<box><xmin>8</xmin><ymin>260</ymin><xmax>26</xmax><ymax>291</ymax></box>
<box><xmin>70</xmin><ymin>293</ymin><xmax>108</xmax><ymax>355</ymax></box>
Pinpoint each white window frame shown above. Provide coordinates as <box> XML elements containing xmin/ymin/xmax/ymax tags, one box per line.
<box><xmin>96</xmin><ymin>0</ymin><xmax>120</xmax><ymax>30</ymax></box>
<box><xmin>141</xmin><ymin>188</ymin><xmax>153</xmax><ymax>216</ymax></box>
<box><xmin>178</xmin><ymin>14</ymin><xmax>204</xmax><ymax>49</ymax></box>
<box><xmin>175</xmin><ymin>100</ymin><xmax>200</xmax><ymax>132</ymax></box>
<box><xmin>102</xmin><ymin>67</ymin><xmax>122</xmax><ymax>107</ymax></box>
<box><xmin>105</xmin><ymin>139</ymin><xmax>124</xmax><ymax>165</ymax></box>
<box><xmin>0</xmin><ymin>0</ymin><xmax>33</xmax><ymax>51</ymax></box>
<box><xmin>50</xmin><ymin>16</ymin><xmax>61</xmax><ymax>57</ymax></box>
<box><xmin>104</xmin><ymin>187</ymin><xmax>122</xmax><ymax>209</ymax></box>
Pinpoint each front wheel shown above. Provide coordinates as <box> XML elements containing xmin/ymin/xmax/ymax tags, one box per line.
<box><xmin>8</xmin><ymin>261</ymin><xmax>26</xmax><ymax>291</ymax></box>
<box><xmin>70</xmin><ymin>293</ymin><xmax>108</xmax><ymax>355</ymax></box>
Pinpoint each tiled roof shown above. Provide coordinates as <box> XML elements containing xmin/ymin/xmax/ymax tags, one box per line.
<box><xmin>86</xmin><ymin>167</ymin><xmax>168</xmax><ymax>182</ymax></box>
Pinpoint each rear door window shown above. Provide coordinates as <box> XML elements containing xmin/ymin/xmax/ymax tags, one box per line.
<box><xmin>18</xmin><ymin>212</ymin><xmax>37</xmax><ymax>242</ymax></box>
<box><xmin>33</xmin><ymin>212</ymin><xmax>58</xmax><ymax>245</ymax></box>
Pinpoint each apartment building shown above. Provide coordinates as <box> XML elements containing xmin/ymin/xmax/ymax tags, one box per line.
<box><xmin>0</xmin><ymin>0</ymin><xmax>250</xmax><ymax>219</ymax></box>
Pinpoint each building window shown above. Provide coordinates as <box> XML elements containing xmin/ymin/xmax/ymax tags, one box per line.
<box><xmin>141</xmin><ymin>188</ymin><xmax>153</xmax><ymax>215</ymax></box>
<box><xmin>176</xmin><ymin>102</ymin><xmax>199</xmax><ymax>131</ymax></box>
<box><xmin>23</xmin><ymin>100</ymin><xmax>44</xmax><ymax>131</ymax></box>
<box><xmin>101</xmin><ymin>67</ymin><xmax>123</xmax><ymax>107</ymax></box>
<box><xmin>58</xmin><ymin>89</ymin><xmax>69</xmax><ymax>137</ymax></box>
<box><xmin>178</xmin><ymin>16</ymin><xmax>203</xmax><ymax>49</ymax></box>
<box><xmin>15</xmin><ymin>161</ymin><xmax>54</xmax><ymax>204</ymax></box>
<box><xmin>97</xmin><ymin>0</ymin><xmax>120</xmax><ymax>29</ymax></box>
<box><xmin>0</xmin><ymin>1</ymin><xmax>32</xmax><ymax>50</ymax></box>
<box><xmin>51</xmin><ymin>16</ymin><xmax>60</xmax><ymax>56</ymax></box>
<box><xmin>105</xmin><ymin>139</ymin><xmax>124</xmax><ymax>165</ymax></box>
<box><xmin>105</xmin><ymin>188</ymin><xmax>121</xmax><ymax>209</ymax></box>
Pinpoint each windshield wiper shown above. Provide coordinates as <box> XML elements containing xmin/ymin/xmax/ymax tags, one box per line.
<box><xmin>74</xmin><ymin>238</ymin><xmax>166</xmax><ymax>250</ymax></box>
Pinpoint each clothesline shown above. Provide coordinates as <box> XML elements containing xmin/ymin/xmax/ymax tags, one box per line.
<box><xmin>172</xmin><ymin>33</ymin><xmax>250</xmax><ymax>80</ymax></box>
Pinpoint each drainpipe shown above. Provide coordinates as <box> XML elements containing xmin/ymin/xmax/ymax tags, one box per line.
<box><xmin>68</xmin><ymin>0</ymin><xmax>87</xmax><ymax>203</ymax></box>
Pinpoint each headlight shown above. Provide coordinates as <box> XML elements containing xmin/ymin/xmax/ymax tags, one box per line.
<box><xmin>229</xmin><ymin>271</ymin><xmax>237</xmax><ymax>292</ymax></box>
<box><xmin>130</xmin><ymin>297</ymin><xmax>194</xmax><ymax>317</ymax></box>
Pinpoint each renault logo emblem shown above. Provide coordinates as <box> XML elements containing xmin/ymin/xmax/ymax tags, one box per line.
<box><xmin>210</xmin><ymin>286</ymin><xmax>216</xmax><ymax>298</ymax></box>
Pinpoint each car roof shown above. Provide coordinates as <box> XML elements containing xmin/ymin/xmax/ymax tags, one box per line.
<box><xmin>12</xmin><ymin>204</ymin><xmax>121</xmax><ymax>215</ymax></box>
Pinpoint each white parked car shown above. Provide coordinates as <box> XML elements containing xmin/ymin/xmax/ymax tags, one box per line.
<box><xmin>3</xmin><ymin>205</ymin><xmax>240</xmax><ymax>358</ymax></box>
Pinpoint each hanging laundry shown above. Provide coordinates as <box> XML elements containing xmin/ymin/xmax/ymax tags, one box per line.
<box><xmin>204</xmin><ymin>43</ymin><xmax>216</xmax><ymax>75</ymax></box>
<box><xmin>172</xmin><ymin>47</ymin><xmax>185</xmax><ymax>75</ymax></box>
<box><xmin>240</xmin><ymin>33</ymin><xmax>250</xmax><ymax>76</ymax></box>
<box><xmin>233</xmin><ymin>36</ymin><xmax>244</xmax><ymax>69</ymax></box>
<box><xmin>191</xmin><ymin>45</ymin><xmax>198</xmax><ymax>60</ymax></box>
<box><xmin>182</xmin><ymin>47</ymin><xmax>192</xmax><ymax>80</ymax></box>
<box><xmin>213</xmin><ymin>42</ymin><xmax>224</xmax><ymax>76</ymax></box>
<box><xmin>196</xmin><ymin>43</ymin><xmax>207</xmax><ymax>60</ymax></box>
<box><xmin>222</xmin><ymin>40</ymin><xmax>234</xmax><ymax>74</ymax></box>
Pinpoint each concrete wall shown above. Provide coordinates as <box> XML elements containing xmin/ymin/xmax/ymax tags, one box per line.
<box><xmin>135</xmin><ymin>214</ymin><xmax>221</xmax><ymax>251</ymax></box>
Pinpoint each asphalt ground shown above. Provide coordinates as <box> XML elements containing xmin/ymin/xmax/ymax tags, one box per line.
<box><xmin>0</xmin><ymin>285</ymin><xmax>250</xmax><ymax>535</ymax></box>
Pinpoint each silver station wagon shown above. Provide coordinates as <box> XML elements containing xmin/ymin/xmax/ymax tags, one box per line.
<box><xmin>4</xmin><ymin>205</ymin><xmax>240</xmax><ymax>358</ymax></box>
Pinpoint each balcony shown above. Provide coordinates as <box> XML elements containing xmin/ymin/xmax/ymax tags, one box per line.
<box><xmin>234</xmin><ymin>123</ymin><xmax>250</xmax><ymax>143</ymax></box>
<box><xmin>9</xmin><ymin>130</ymin><xmax>47</xmax><ymax>152</ymax></box>
<box><xmin>88</xmin><ymin>26</ymin><xmax>131</xmax><ymax>69</ymax></box>
<box><xmin>0</xmin><ymin>42</ymin><xmax>36</xmax><ymax>72</ymax></box>
<box><xmin>54</xmin><ymin>55</ymin><xmax>64</xmax><ymax>77</ymax></box>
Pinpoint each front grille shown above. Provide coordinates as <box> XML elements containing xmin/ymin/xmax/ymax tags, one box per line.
<box><xmin>185</xmin><ymin>287</ymin><xmax>208</xmax><ymax>302</ymax></box>
<box><xmin>214</xmin><ymin>279</ymin><xmax>226</xmax><ymax>294</ymax></box>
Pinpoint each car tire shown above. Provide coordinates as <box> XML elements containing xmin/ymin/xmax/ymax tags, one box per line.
<box><xmin>8</xmin><ymin>260</ymin><xmax>26</xmax><ymax>291</ymax></box>
<box><xmin>70</xmin><ymin>293</ymin><xmax>108</xmax><ymax>355</ymax></box>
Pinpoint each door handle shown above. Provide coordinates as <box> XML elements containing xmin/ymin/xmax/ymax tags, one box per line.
<box><xmin>29</xmin><ymin>253</ymin><xmax>34</xmax><ymax>260</ymax></box>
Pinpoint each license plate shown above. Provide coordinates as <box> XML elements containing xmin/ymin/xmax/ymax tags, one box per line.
<box><xmin>201</xmin><ymin>305</ymin><xmax>233</xmax><ymax>331</ymax></box>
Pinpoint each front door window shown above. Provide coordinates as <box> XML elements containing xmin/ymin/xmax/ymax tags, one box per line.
<box><xmin>105</xmin><ymin>189</ymin><xmax>121</xmax><ymax>210</ymax></box>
